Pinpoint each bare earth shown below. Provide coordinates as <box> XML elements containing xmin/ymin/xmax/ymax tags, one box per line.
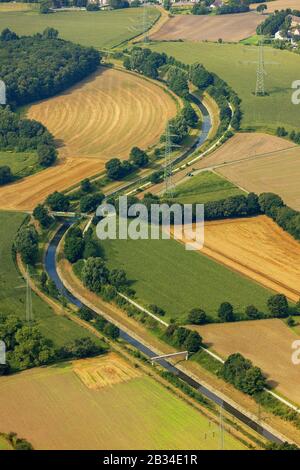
<box><xmin>252</xmin><ymin>0</ymin><xmax>300</xmax><ymax>13</ymax></box>
<box><xmin>151</xmin><ymin>12</ymin><xmax>264</xmax><ymax>42</ymax></box>
<box><xmin>217</xmin><ymin>146</ymin><xmax>300</xmax><ymax>210</ymax></box>
<box><xmin>195</xmin><ymin>319</ymin><xmax>300</xmax><ymax>406</ymax></box>
<box><xmin>0</xmin><ymin>68</ymin><xmax>176</xmax><ymax>211</ymax></box>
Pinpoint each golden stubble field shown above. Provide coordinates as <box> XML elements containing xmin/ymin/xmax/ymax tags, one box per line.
<box><xmin>0</xmin><ymin>353</ymin><xmax>244</xmax><ymax>450</ymax></box>
<box><xmin>202</xmin><ymin>215</ymin><xmax>300</xmax><ymax>302</ymax></box>
<box><xmin>0</xmin><ymin>67</ymin><xmax>176</xmax><ymax>211</ymax></box>
<box><xmin>151</xmin><ymin>12</ymin><xmax>264</xmax><ymax>42</ymax></box>
<box><xmin>194</xmin><ymin>319</ymin><xmax>300</xmax><ymax>406</ymax></box>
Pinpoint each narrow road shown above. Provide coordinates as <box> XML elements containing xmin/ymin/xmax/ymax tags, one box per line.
<box><xmin>45</xmin><ymin>222</ymin><xmax>285</xmax><ymax>445</ymax></box>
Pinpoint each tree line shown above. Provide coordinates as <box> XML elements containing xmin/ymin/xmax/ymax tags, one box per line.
<box><xmin>257</xmin><ymin>9</ymin><xmax>300</xmax><ymax>36</ymax></box>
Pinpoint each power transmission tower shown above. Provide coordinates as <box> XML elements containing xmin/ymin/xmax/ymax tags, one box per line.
<box><xmin>25</xmin><ymin>265</ymin><xmax>33</xmax><ymax>323</ymax></box>
<box><xmin>255</xmin><ymin>37</ymin><xmax>266</xmax><ymax>96</ymax></box>
<box><xmin>219</xmin><ymin>404</ymin><xmax>225</xmax><ymax>450</ymax></box>
<box><xmin>164</xmin><ymin>123</ymin><xmax>179</xmax><ymax>197</ymax></box>
<box><xmin>15</xmin><ymin>265</ymin><xmax>34</xmax><ymax>324</ymax></box>
<box><xmin>143</xmin><ymin>2</ymin><xmax>149</xmax><ymax>43</ymax></box>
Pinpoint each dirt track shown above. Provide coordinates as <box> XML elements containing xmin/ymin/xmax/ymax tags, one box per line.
<box><xmin>151</xmin><ymin>12</ymin><xmax>264</xmax><ymax>42</ymax></box>
<box><xmin>195</xmin><ymin>319</ymin><xmax>300</xmax><ymax>406</ymax></box>
<box><xmin>0</xmin><ymin>68</ymin><xmax>176</xmax><ymax>211</ymax></box>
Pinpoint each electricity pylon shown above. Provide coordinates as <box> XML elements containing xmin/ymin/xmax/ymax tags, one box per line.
<box><xmin>143</xmin><ymin>2</ymin><xmax>149</xmax><ymax>43</ymax></box>
<box><xmin>219</xmin><ymin>404</ymin><xmax>225</xmax><ymax>450</ymax></box>
<box><xmin>255</xmin><ymin>37</ymin><xmax>266</xmax><ymax>96</ymax></box>
<box><xmin>163</xmin><ymin>123</ymin><xmax>180</xmax><ymax>197</ymax></box>
<box><xmin>15</xmin><ymin>265</ymin><xmax>34</xmax><ymax>323</ymax></box>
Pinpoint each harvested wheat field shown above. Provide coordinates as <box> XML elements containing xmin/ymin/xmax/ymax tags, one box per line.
<box><xmin>194</xmin><ymin>319</ymin><xmax>300</xmax><ymax>406</ymax></box>
<box><xmin>0</xmin><ymin>68</ymin><xmax>176</xmax><ymax>211</ymax></box>
<box><xmin>28</xmin><ymin>68</ymin><xmax>176</xmax><ymax>160</ymax></box>
<box><xmin>151</xmin><ymin>12</ymin><xmax>264</xmax><ymax>42</ymax></box>
<box><xmin>0</xmin><ymin>353</ymin><xmax>244</xmax><ymax>450</ymax></box>
<box><xmin>252</xmin><ymin>0</ymin><xmax>300</xmax><ymax>13</ymax></box>
<box><xmin>217</xmin><ymin>146</ymin><xmax>300</xmax><ymax>210</ymax></box>
<box><xmin>200</xmin><ymin>215</ymin><xmax>300</xmax><ymax>302</ymax></box>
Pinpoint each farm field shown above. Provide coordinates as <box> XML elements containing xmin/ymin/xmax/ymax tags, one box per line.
<box><xmin>0</xmin><ymin>8</ymin><xmax>160</xmax><ymax>49</ymax></box>
<box><xmin>171</xmin><ymin>171</ymin><xmax>244</xmax><ymax>204</ymax></box>
<box><xmin>217</xmin><ymin>146</ymin><xmax>300</xmax><ymax>210</ymax></box>
<box><xmin>0</xmin><ymin>211</ymin><xmax>101</xmax><ymax>347</ymax></box>
<box><xmin>195</xmin><ymin>319</ymin><xmax>300</xmax><ymax>406</ymax></box>
<box><xmin>151</xmin><ymin>12</ymin><xmax>264</xmax><ymax>42</ymax></box>
<box><xmin>138</xmin><ymin>132</ymin><xmax>293</xmax><ymax>198</ymax></box>
<box><xmin>0</xmin><ymin>151</ymin><xmax>39</xmax><ymax>178</ymax></box>
<box><xmin>101</xmin><ymin>224</ymin><xmax>271</xmax><ymax>321</ymax></box>
<box><xmin>252</xmin><ymin>0</ymin><xmax>300</xmax><ymax>13</ymax></box>
<box><xmin>200</xmin><ymin>215</ymin><xmax>300</xmax><ymax>302</ymax></box>
<box><xmin>149</xmin><ymin>41</ymin><xmax>300</xmax><ymax>132</ymax></box>
<box><xmin>0</xmin><ymin>354</ymin><xmax>245</xmax><ymax>450</ymax></box>
<box><xmin>27</xmin><ymin>68</ymin><xmax>176</xmax><ymax>161</ymax></box>
<box><xmin>0</xmin><ymin>68</ymin><xmax>176</xmax><ymax>211</ymax></box>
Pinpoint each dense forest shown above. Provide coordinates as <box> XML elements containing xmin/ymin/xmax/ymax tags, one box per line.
<box><xmin>0</xmin><ymin>28</ymin><xmax>101</xmax><ymax>107</ymax></box>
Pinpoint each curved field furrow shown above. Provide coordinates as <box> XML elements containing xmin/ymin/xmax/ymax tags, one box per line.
<box><xmin>0</xmin><ymin>68</ymin><xmax>176</xmax><ymax>211</ymax></box>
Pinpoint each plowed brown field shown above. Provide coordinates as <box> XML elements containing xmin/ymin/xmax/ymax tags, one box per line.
<box><xmin>0</xmin><ymin>68</ymin><xmax>176</xmax><ymax>211</ymax></box>
<box><xmin>194</xmin><ymin>319</ymin><xmax>300</xmax><ymax>406</ymax></box>
<box><xmin>252</xmin><ymin>0</ymin><xmax>300</xmax><ymax>13</ymax></box>
<box><xmin>151</xmin><ymin>12</ymin><xmax>264</xmax><ymax>42</ymax></box>
<box><xmin>217</xmin><ymin>146</ymin><xmax>300</xmax><ymax>210</ymax></box>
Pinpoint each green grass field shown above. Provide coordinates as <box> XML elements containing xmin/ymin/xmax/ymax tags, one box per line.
<box><xmin>149</xmin><ymin>41</ymin><xmax>300</xmax><ymax>132</ymax></box>
<box><xmin>0</xmin><ymin>435</ymin><xmax>12</xmax><ymax>450</ymax></box>
<box><xmin>0</xmin><ymin>211</ymin><xmax>103</xmax><ymax>347</ymax></box>
<box><xmin>0</xmin><ymin>151</ymin><xmax>39</xmax><ymax>178</ymax></box>
<box><xmin>171</xmin><ymin>171</ymin><xmax>244</xmax><ymax>204</ymax></box>
<box><xmin>0</xmin><ymin>8</ymin><xmax>160</xmax><ymax>49</ymax></box>
<box><xmin>101</xmin><ymin>226</ymin><xmax>271</xmax><ymax>321</ymax></box>
<box><xmin>0</xmin><ymin>361</ymin><xmax>245</xmax><ymax>449</ymax></box>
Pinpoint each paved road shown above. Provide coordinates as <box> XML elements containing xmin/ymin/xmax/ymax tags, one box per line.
<box><xmin>45</xmin><ymin>221</ymin><xmax>284</xmax><ymax>445</ymax></box>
